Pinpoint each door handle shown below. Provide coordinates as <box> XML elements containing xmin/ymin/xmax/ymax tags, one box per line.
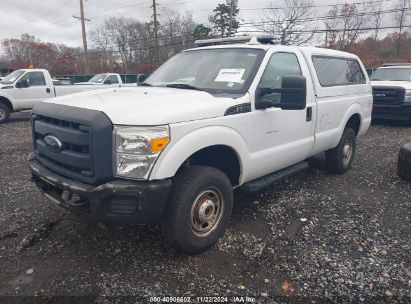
<box><xmin>306</xmin><ymin>107</ymin><xmax>312</xmax><ymax>122</ymax></box>
<box><xmin>46</xmin><ymin>88</ymin><xmax>51</xmax><ymax>93</ymax></box>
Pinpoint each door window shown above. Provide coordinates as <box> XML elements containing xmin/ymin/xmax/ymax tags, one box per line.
<box><xmin>20</xmin><ymin>72</ymin><xmax>46</xmax><ymax>86</ymax></box>
<box><xmin>258</xmin><ymin>52</ymin><xmax>302</xmax><ymax>105</ymax></box>
<box><xmin>260</xmin><ymin>52</ymin><xmax>302</xmax><ymax>88</ymax></box>
<box><xmin>106</xmin><ymin>75</ymin><xmax>119</xmax><ymax>84</ymax></box>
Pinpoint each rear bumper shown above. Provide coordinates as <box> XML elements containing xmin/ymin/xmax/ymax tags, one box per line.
<box><xmin>372</xmin><ymin>103</ymin><xmax>411</xmax><ymax>121</ymax></box>
<box><xmin>28</xmin><ymin>153</ymin><xmax>172</xmax><ymax>225</ymax></box>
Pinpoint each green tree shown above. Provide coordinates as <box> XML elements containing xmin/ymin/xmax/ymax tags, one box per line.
<box><xmin>209</xmin><ymin>3</ymin><xmax>239</xmax><ymax>38</ymax></box>
<box><xmin>193</xmin><ymin>24</ymin><xmax>212</xmax><ymax>40</ymax></box>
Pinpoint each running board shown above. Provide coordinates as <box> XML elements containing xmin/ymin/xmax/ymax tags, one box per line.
<box><xmin>242</xmin><ymin>162</ymin><xmax>309</xmax><ymax>192</ymax></box>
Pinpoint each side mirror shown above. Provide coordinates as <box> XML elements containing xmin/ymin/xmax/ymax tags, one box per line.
<box><xmin>17</xmin><ymin>79</ymin><xmax>29</xmax><ymax>88</ymax></box>
<box><xmin>104</xmin><ymin>79</ymin><xmax>112</xmax><ymax>85</ymax></box>
<box><xmin>255</xmin><ymin>75</ymin><xmax>307</xmax><ymax>110</ymax></box>
<box><xmin>279</xmin><ymin>75</ymin><xmax>307</xmax><ymax>110</ymax></box>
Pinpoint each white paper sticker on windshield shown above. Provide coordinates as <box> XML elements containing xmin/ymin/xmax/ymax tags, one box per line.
<box><xmin>215</xmin><ymin>69</ymin><xmax>245</xmax><ymax>83</ymax></box>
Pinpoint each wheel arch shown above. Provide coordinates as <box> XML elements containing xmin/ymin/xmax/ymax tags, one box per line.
<box><xmin>150</xmin><ymin>126</ymin><xmax>250</xmax><ymax>185</ymax></box>
<box><xmin>345</xmin><ymin>113</ymin><xmax>361</xmax><ymax>136</ymax></box>
<box><xmin>330</xmin><ymin>103</ymin><xmax>364</xmax><ymax>148</ymax></box>
<box><xmin>0</xmin><ymin>95</ymin><xmax>14</xmax><ymax>112</ymax></box>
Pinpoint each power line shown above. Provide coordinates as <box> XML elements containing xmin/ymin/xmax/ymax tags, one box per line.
<box><xmin>241</xmin><ymin>0</ymin><xmax>394</xmax><ymax>11</ymax></box>
<box><xmin>240</xmin><ymin>7</ymin><xmax>411</xmax><ymax>26</ymax></box>
<box><xmin>239</xmin><ymin>24</ymin><xmax>411</xmax><ymax>34</ymax></box>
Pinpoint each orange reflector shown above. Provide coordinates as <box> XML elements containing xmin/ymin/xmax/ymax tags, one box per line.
<box><xmin>151</xmin><ymin>137</ymin><xmax>169</xmax><ymax>153</ymax></box>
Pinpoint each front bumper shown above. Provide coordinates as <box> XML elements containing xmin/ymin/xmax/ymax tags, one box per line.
<box><xmin>372</xmin><ymin>103</ymin><xmax>411</xmax><ymax>121</ymax></box>
<box><xmin>28</xmin><ymin>153</ymin><xmax>172</xmax><ymax>224</ymax></box>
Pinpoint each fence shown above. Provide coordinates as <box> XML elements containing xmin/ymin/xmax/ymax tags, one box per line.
<box><xmin>56</xmin><ymin>74</ymin><xmax>150</xmax><ymax>84</ymax></box>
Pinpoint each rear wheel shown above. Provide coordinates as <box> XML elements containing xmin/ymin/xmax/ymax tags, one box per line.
<box><xmin>398</xmin><ymin>143</ymin><xmax>411</xmax><ymax>181</ymax></box>
<box><xmin>161</xmin><ymin>166</ymin><xmax>233</xmax><ymax>254</ymax></box>
<box><xmin>325</xmin><ymin>128</ymin><xmax>356</xmax><ymax>174</ymax></box>
<box><xmin>0</xmin><ymin>103</ymin><xmax>10</xmax><ymax>124</ymax></box>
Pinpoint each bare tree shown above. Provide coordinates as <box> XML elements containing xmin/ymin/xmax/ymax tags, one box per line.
<box><xmin>369</xmin><ymin>0</ymin><xmax>383</xmax><ymax>40</ymax></box>
<box><xmin>259</xmin><ymin>0</ymin><xmax>317</xmax><ymax>45</ymax></box>
<box><xmin>394</xmin><ymin>0</ymin><xmax>411</xmax><ymax>57</ymax></box>
<box><xmin>91</xmin><ymin>28</ymin><xmax>113</xmax><ymax>72</ymax></box>
<box><xmin>324</xmin><ymin>3</ymin><xmax>369</xmax><ymax>51</ymax></box>
<box><xmin>91</xmin><ymin>10</ymin><xmax>198</xmax><ymax>72</ymax></box>
<box><xmin>1</xmin><ymin>34</ymin><xmax>84</xmax><ymax>75</ymax></box>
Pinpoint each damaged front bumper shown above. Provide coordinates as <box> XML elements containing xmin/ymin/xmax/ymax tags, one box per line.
<box><xmin>28</xmin><ymin>153</ymin><xmax>172</xmax><ymax>224</ymax></box>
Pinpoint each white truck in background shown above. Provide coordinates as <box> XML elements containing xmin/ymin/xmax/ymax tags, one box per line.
<box><xmin>74</xmin><ymin>73</ymin><xmax>123</xmax><ymax>85</ymax></box>
<box><xmin>0</xmin><ymin>69</ymin><xmax>123</xmax><ymax>124</ymax></box>
<box><xmin>370</xmin><ymin>64</ymin><xmax>411</xmax><ymax>123</ymax></box>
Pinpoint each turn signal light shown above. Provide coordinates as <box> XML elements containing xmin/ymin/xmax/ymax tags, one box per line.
<box><xmin>151</xmin><ymin>137</ymin><xmax>169</xmax><ymax>153</ymax></box>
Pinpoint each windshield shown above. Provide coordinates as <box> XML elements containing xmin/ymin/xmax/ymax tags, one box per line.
<box><xmin>1</xmin><ymin>70</ymin><xmax>25</xmax><ymax>84</ymax></box>
<box><xmin>145</xmin><ymin>48</ymin><xmax>264</xmax><ymax>94</ymax></box>
<box><xmin>88</xmin><ymin>73</ymin><xmax>107</xmax><ymax>83</ymax></box>
<box><xmin>370</xmin><ymin>68</ymin><xmax>411</xmax><ymax>81</ymax></box>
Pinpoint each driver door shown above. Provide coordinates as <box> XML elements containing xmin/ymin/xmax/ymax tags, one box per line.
<box><xmin>14</xmin><ymin>72</ymin><xmax>53</xmax><ymax>109</ymax></box>
<box><xmin>250</xmin><ymin>51</ymin><xmax>316</xmax><ymax>178</ymax></box>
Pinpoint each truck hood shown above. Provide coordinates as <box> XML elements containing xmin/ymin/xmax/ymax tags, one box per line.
<box><xmin>371</xmin><ymin>80</ymin><xmax>411</xmax><ymax>89</ymax></box>
<box><xmin>42</xmin><ymin>87</ymin><xmax>240</xmax><ymax>125</ymax></box>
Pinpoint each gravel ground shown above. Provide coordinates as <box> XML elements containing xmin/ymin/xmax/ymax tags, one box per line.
<box><xmin>0</xmin><ymin>112</ymin><xmax>410</xmax><ymax>303</ymax></box>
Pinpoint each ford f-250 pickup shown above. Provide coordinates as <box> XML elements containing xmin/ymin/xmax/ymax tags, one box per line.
<box><xmin>370</xmin><ymin>64</ymin><xmax>411</xmax><ymax>123</ymax></box>
<box><xmin>28</xmin><ymin>36</ymin><xmax>372</xmax><ymax>253</ymax></box>
<box><xmin>0</xmin><ymin>69</ymin><xmax>123</xmax><ymax>124</ymax></box>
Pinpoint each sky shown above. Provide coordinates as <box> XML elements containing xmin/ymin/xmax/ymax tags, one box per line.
<box><xmin>0</xmin><ymin>0</ymin><xmax>400</xmax><ymax>48</ymax></box>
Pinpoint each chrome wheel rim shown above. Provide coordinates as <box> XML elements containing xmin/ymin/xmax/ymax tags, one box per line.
<box><xmin>190</xmin><ymin>188</ymin><xmax>224</xmax><ymax>237</ymax></box>
<box><xmin>0</xmin><ymin>108</ymin><xmax>5</xmax><ymax>120</ymax></box>
<box><xmin>342</xmin><ymin>137</ymin><xmax>353</xmax><ymax>167</ymax></box>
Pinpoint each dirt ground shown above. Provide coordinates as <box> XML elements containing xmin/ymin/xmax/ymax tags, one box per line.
<box><xmin>0</xmin><ymin>112</ymin><xmax>410</xmax><ymax>303</ymax></box>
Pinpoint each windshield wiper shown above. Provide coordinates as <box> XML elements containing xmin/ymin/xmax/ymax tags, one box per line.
<box><xmin>166</xmin><ymin>83</ymin><xmax>204</xmax><ymax>91</ymax></box>
<box><xmin>138</xmin><ymin>82</ymin><xmax>152</xmax><ymax>87</ymax></box>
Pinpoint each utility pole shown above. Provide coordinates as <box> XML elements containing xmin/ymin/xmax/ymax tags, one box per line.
<box><xmin>397</xmin><ymin>2</ymin><xmax>406</xmax><ymax>58</ymax></box>
<box><xmin>73</xmin><ymin>0</ymin><xmax>90</xmax><ymax>74</ymax></box>
<box><xmin>152</xmin><ymin>0</ymin><xmax>159</xmax><ymax>67</ymax></box>
<box><xmin>227</xmin><ymin>0</ymin><xmax>238</xmax><ymax>37</ymax></box>
<box><xmin>228</xmin><ymin>1</ymin><xmax>234</xmax><ymax>37</ymax></box>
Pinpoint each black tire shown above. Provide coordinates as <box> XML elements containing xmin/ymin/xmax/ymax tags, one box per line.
<box><xmin>398</xmin><ymin>143</ymin><xmax>411</xmax><ymax>182</ymax></box>
<box><xmin>161</xmin><ymin>166</ymin><xmax>233</xmax><ymax>254</ymax></box>
<box><xmin>325</xmin><ymin>128</ymin><xmax>356</xmax><ymax>174</ymax></box>
<box><xmin>0</xmin><ymin>103</ymin><xmax>10</xmax><ymax>124</ymax></box>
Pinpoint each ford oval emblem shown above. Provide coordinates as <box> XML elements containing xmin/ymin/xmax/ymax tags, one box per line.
<box><xmin>44</xmin><ymin>135</ymin><xmax>63</xmax><ymax>153</ymax></box>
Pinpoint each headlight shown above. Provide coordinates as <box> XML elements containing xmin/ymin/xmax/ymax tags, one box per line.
<box><xmin>114</xmin><ymin>126</ymin><xmax>169</xmax><ymax>179</ymax></box>
<box><xmin>405</xmin><ymin>90</ymin><xmax>411</xmax><ymax>103</ymax></box>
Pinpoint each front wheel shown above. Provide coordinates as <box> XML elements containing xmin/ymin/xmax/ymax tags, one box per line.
<box><xmin>161</xmin><ymin>166</ymin><xmax>233</xmax><ymax>254</ymax></box>
<box><xmin>325</xmin><ymin>128</ymin><xmax>356</xmax><ymax>174</ymax></box>
<box><xmin>0</xmin><ymin>103</ymin><xmax>10</xmax><ymax>124</ymax></box>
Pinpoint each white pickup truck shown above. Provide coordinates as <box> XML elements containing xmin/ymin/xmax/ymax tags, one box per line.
<box><xmin>28</xmin><ymin>36</ymin><xmax>372</xmax><ymax>253</ymax></box>
<box><xmin>0</xmin><ymin>69</ymin><xmax>123</xmax><ymax>124</ymax></box>
<box><xmin>74</xmin><ymin>73</ymin><xmax>124</xmax><ymax>86</ymax></box>
<box><xmin>370</xmin><ymin>64</ymin><xmax>411</xmax><ymax>123</ymax></box>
